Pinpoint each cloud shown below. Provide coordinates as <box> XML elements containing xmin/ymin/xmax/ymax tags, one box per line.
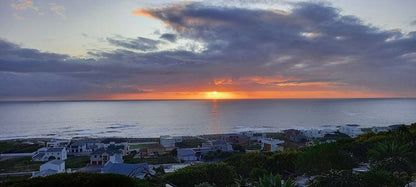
<box><xmin>1</xmin><ymin>2</ymin><xmax>416</xmax><ymax>99</ymax></box>
<box><xmin>13</xmin><ymin>13</ymin><xmax>24</xmax><ymax>20</ymax></box>
<box><xmin>106</xmin><ymin>36</ymin><xmax>164</xmax><ymax>51</ymax></box>
<box><xmin>49</xmin><ymin>3</ymin><xmax>65</xmax><ymax>18</ymax></box>
<box><xmin>160</xmin><ymin>33</ymin><xmax>177</xmax><ymax>42</ymax></box>
<box><xmin>10</xmin><ymin>0</ymin><xmax>42</xmax><ymax>19</ymax></box>
<box><xmin>11</xmin><ymin>0</ymin><xmax>38</xmax><ymax>11</ymax></box>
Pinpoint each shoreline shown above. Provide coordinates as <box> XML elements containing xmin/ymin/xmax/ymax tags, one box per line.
<box><xmin>0</xmin><ymin>123</ymin><xmax>412</xmax><ymax>141</ymax></box>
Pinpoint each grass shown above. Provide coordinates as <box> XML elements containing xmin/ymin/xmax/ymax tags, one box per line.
<box><xmin>0</xmin><ymin>141</ymin><xmax>43</xmax><ymax>153</ymax></box>
<box><xmin>128</xmin><ymin>144</ymin><xmax>150</xmax><ymax>149</ymax></box>
<box><xmin>0</xmin><ymin>157</ymin><xmax>43</xmax><ymax>173</ymax></box>
<box><xmin>175</xmin><ymin>138</ymin><xmax>205</xmax><ymax>148</ymax></box>
<box><xmin>65</xmin><ymin>156</ymin><xmax>90</xmax><ymax>169</ymax></box>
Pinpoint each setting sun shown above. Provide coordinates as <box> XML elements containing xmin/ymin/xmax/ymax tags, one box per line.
<box><xmin>204</xmin><ymin>91</ymin><xmax>234</xmax><ymax>99</ymax></box>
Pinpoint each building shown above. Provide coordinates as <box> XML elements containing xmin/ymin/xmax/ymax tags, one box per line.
<box><xmin>177</xmin><ymin>148</ymin><xmax>197</xmax><ymax>162</ymax></box>
<box><xmin>371</xmin><ymin>126</ymin><xmax>390</xmax><ymax>133</ymax></box>
<box><xmin>32</xmin><ymin>147</ymin><xmax>67</xmax><ymax>161</ymax></box>
<box><xmin>283</xmin><ymin>129</ymin><xmax>306</xmax><ymax>142</ymax></box>
<box><xmin>136</xmin><ymin>143</ymin><xmax>167</xmax><ymax>158</ymax></box>
<box><xmin>32</xmin><ymin>159</ymin><xmax>65</xmax><ymax>177</ymax></box>
<box><xmin>261</xmin><ymin>138</ymin><xmax>285</xmax><ymax>152</ymax></box>
<box><xmin>221</xmin><ymin>134</ymin><xmax>250</xmax><ymax>145</ymax></box>
<box><xmin>160</xmin><ymin>135</ymin><xmax>182</xmax><ymax>148</ymax></box>
<box><xmin>102</xmin><ymin>162</ymin><xmax>154</xmax><ymax>179</ymax></box>
<box><xmin>46</xmin><ymin>140</ymin><xmax>70</xmax><ymax>148</ymax></box>
<box><xmin>90</xmin><ymin>148</ymin><xmax>123</xmax><ymax>165</ymax></box>
<box><xmin>240</xmin><ymin>131</ymin><xmax>266</xmax><ymax>141</ymax></box>
<box><xmin>338</xmin><ymin>124</ymin><xmax>364</xmax><ymax>138</ymax></box>
<box><xmin>202</xmin><ymin>140</ymin><xmax>233</xmax><ymax>152</ymax></box>
<box><xmin>300</xmin><ymin>128</ymin><xmax>336</xmax><ymax>140</ymax></box>
<box><xmin>69</xmin><ymin>141</ymin><xmax>87</xmax><ymax>153</ymax></box>
<box><xmin>69</xmin><ymin>140</ymin><xmax>103</xmax><ymax>154</ymax></box>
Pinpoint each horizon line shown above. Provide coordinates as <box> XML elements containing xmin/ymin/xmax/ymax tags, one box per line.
<box><xmin>1</xmin><ymin>97</ymin><xmax>415</xmax><ymax>103</ymax></box>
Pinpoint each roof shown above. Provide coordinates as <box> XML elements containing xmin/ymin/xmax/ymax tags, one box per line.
<box><xmin>45</xmin><ymin>159</ymin><xmax>65</xmax><ymax>165</ymax></box>
<box><xmin>33</xmin><ymin>152</ymin><xmax>45</xmax><ymax>160</ymax></box>
<box><xmin>177</xmin><ymin>148</ymin><xmax>195</xmax><ymax>156</ymax></box>
<box><xmin>46</xmin><ymin>147</ymin><xmax>65</xmax><ymax>152</ymax></box>
<box><xmin>102</xmin><ymin>162</ymin><xmax>149</xmax><ymax>177</ymax></box>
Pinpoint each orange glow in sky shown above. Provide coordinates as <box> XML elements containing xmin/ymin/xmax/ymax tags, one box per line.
<box><xmin>99</xmin><ymin>90</ymin><xmax>391</xmax><ymax>101</ymax></box>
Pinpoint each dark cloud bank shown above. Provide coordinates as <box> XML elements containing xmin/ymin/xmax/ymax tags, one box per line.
<box><xmin>1</xmin><ymin>2</ymin><xmax>415</xmax><ymax>99</ymax></box>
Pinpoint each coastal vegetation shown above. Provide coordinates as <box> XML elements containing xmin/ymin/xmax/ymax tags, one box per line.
<box><xmin>0</xmin><ymin>157</ymin><xmax>42</xmax><ymax>173</ymax></box>
<box><xmin>2</xmin><ymin>123</ymin><xmax>416</xmax><ymax>186</ymax></box>
<box><xmin>0</xmin><ymin>141</ymin><xmax>43</xmax><ymax>154</ymax></box>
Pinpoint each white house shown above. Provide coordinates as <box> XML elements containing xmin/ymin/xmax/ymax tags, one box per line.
<box><xmin>338</xmin><ymin>125</ymin><xmax>364</xmax><ymax>138</ymax></box>
<box><xmin>371</xmin><ymin>126</ymin><xmax>390</xmax><ymax>133</ymax></box>
<box><xmin>32</xmin><ymin>159</ymin><xmax>65</xmax><ymax>177</ymax></box>
<box><xmin>90</xmin><ymin>148</ymin><xmax>123</xmax><ymax>165</ymax></box>
<box><xmin>160</xmin><ymin>135</ymin><xmax>182</xmax><ymax>148</ymax></box>
<box><xmin>301</xmin><ymin>128</ymin><xmax>336</xmax><ymax>139</ymax></box>
<box><xmin>177</xmin><ymin>148</ymin><xmax>197</xmax><ymax>162</ymax></box>
<box><xmin>69</xmin><ymin>140</ymin><xmax>104</xmax><ymax>154</ymax></box>
<box><xmin>46</xmin><ymin>140</ymin><xmax>70</xmax><ymax>148</ymax></box>
<box><xmin>32</xmin><ymin>147</ymin><xmax>67</xmax><ymax>161</ymax></box>
<box><xmin>261</xmin><ymin>138</ymin><xmax>285</xmax><ymax>152</ymax></box>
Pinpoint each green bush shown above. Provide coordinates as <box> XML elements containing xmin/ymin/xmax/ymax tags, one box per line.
<box><xmin>163</xmin><ymin>162</ymin><xmax>237</xmax><ymax>187</ymax></box>
<box><xmin>296</xmin><ymin>143</ymin><xmax>355</xmax><ymax>175</ymax></box>
<box><xmin>1</xmin><ymin>173</ymin><xmax>140</xmax><ymax>187</ymax></box>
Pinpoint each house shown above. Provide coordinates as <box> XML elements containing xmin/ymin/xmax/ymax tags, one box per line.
<box><xmin>46</xmin><ymin>140</ymin><xmax>70</xmax><ymax>148</ymax></box>
<box><xmin>283</xmin><ymin>129</ymin><xmax>306</xmax><ymax>142</ymax></box>
<box><xmin>371</xmin><ymin>126</ymin><xmax>390</xmax><ymax>133</ymax></box>
<box><xmin>32</xmin><ymin>147</ymin><xmax>67</xmax><ymax>161</ymax></box>
<box><xmin>202</xmin><ymin>140</ymin><xmax>233</xmax><ymax>152</ymax></box>
<box><xmin>136</xmin><ymin>143</ymin><xmax>166</xmax><ymax>158</ymax></box>
<box><xmin>102</xmin><ymin>162</ymin><xmax>154</xmax><ymax>179</ymax></box>
<box><xmin>177</xmin><ymin>148</ymin><xmax>198</xmax><ymax>162</ymax></box>
<box><xmin>261</xmin><ymin>138</ymin><xmax>285</xmax><ymax>152</ymax></box>
<box><xmin>69</xmin><ymin>141</ymin><xmax>87</xmax><ymax>153</ymax></box>
<box><xmin>240</xmin><ymin>131</ymin><xmax>266</xmax><ymax>141</ymax></box>
<box><xmin>160</xmin><ymin>135</ymin><xmax>182</xmax><ymax>148</ymax></box>
<box><xmin>221</xmin><ymin>134</ymin><xmax>250</xmax><ymax>145</ymax></box>
<box><xmin>90</xmin><ymin>148</ymin><xmax>123</xmax><ymax>165</ymax></box>
<box><xmin>32</xmin><ymin>159</ymin><xmax>65</xmax><ymax>177</ymax></box>
<box><xmin>338</xmin><ymin>124</ymin><xmax>364</xmax><ymax>138</ymax></box>
<box><xmin>69</xmin><ymin>140</ymin><xmax>103</xmax><ymax>154</ymax></box>
<box><xmin>300</xmin><ymin>128</ymin><xmax>336</xmax><ymax>140</ymax></box>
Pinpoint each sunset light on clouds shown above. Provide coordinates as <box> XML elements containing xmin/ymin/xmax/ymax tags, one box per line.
<box><xmin>0</xmin><ymin>0</ymin><xmax>415</xmax><ymax>100</ymax></box>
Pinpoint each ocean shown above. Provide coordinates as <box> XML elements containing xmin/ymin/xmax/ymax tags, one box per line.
<box><xmin>0</xmin><ymin>99</ymin><xmax>415</xmax><ymax>140</ymax></box>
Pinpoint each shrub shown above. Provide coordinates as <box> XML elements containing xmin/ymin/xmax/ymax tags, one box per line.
<box><xmin>163</xmin><ymin>162</ymin><xmax>237</xmax><ymax>187</ymax></box>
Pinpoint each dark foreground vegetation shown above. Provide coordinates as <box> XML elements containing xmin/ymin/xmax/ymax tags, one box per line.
<box><xmin>2</xmin><ymin>123</ymin><xmax>416</xmax><ymax>187</ymax></box>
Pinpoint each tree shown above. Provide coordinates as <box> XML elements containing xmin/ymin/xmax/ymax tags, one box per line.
<box><xmin>368</xmin><ymin>141</ymin><xmax>414</xmax><ymax>173</ymax></box>
<box><xmin>225</xmin><ymin>153</ymin><xmax>268</xmax><ymax>177</ymax></box>
<box><xmin>308</xmin><ymin>170</ymin><xmax>360</xmax><ymax>187</ymax></box>
<box><xmin>368</xmin><ymin>141</ymin><xmax>413</xmax><ymax>162</ymax></box>
<box><xmin>254</xmin><ymin>174</ymin><xmax>296</xmax><ymax>187</ymax></box>
<box><xmin>358</xmin><ymin>170</ymin><xmax>410</xmax><ymax>187</ymax></box>
<box><xmin>249</xmin><ymin>168</ymin><xmax>268</xmax><ymax>180</ymax></box>
<box><xmin>296</xmin><ymin>143</ymin><xmax>355</xmax><ymax>175</ymax></box>
<box><xmin>163</xmin><ymin>162</ymin><xmax>237</xmax><ymax>187</ymax></box>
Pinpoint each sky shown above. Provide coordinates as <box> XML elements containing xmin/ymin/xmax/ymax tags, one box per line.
<box><xmin>0</xmin><ymin>0</ymin><xmax>415</xmax><ymax>100</ymax></box>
